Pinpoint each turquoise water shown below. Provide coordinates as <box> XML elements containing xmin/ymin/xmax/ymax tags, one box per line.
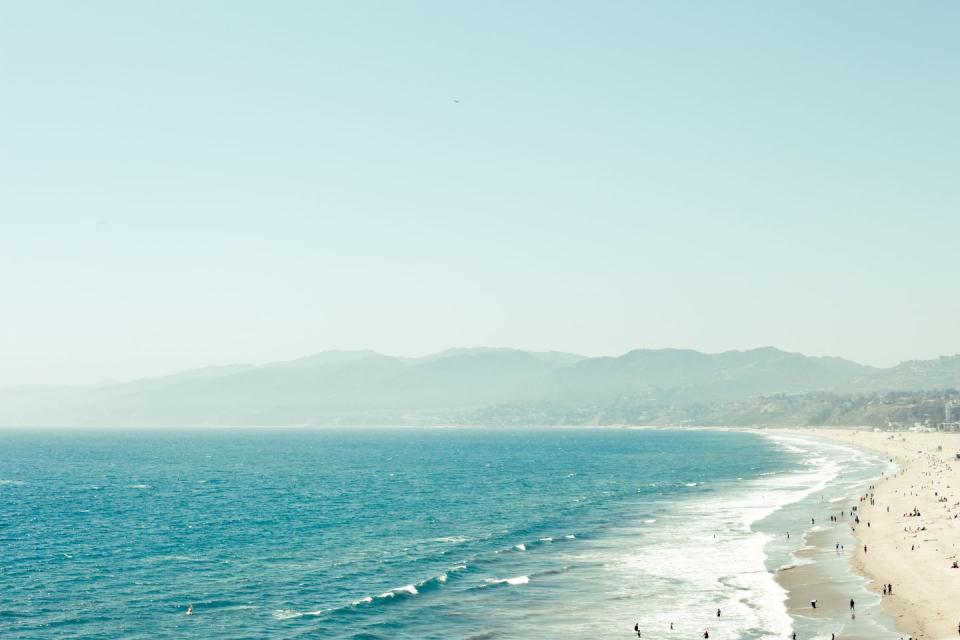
<box><xmin>0</xmin><ymin>428</ymin><xmax>883</xmax><ymax>639</ymax></box>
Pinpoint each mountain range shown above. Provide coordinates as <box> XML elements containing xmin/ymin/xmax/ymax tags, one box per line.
<box><xmin>2</xmin><ymin>347</ymin><xmax>960</xmax><ymax>427</ymax></box>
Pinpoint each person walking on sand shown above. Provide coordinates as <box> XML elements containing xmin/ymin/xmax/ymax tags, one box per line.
<box><xmin>717</xmin><ymin>608</ymin><xmax>721</xmax><ymax>617</ymax></box>
<box><xmin>849</xmin><ymin>598</ymin><xmax>855</xmax><ymax>611</ymax></box>
<box><xmin>811</xmin><ymin>599</ymin><xmax>817</xmax><ymax>609</ymax></box>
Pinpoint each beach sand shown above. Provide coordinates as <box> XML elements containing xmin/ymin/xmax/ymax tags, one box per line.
<box><xmin>788</xmin><ymin>428</ymin><xmax>960</xmax><ymax>640</ymax></box>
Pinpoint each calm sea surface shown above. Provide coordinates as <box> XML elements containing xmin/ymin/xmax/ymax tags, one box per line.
<box><xmin>0</xmin><ymin>428</ymin><xmax>886</xmax><ymax>639</ymax></box>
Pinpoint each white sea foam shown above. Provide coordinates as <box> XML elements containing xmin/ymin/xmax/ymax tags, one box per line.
<box><xmin>380</xmin><ymin>584</ymin><xmax>418</xmax><ymax>598</ymax></box>
<box><xmin>273</xmin><ymin>609</ymin><xmax>303</xmax><ymax>620</ymax></box>
<box><xmin>514</xmin><ymin>543</ymin><xmax>526</xmax><ymax>551</ymax></box>
<box><xmin>486</xmin><ymin>575</ymin><xmax>530</xmax><ymax>586</ymax></box>
<box><xmin>128</xmin><ymin>484</ymin><xmax>150</xmax><ymax>489</ymax></box>
<box><xmin>0</xmin><ymin>479</ymin><xmax>25</xmax><ymax>486</ymax></box>
<box><xmin>607</xmin><ymin>434</ymin><xmax>859</xmax><ymax>640</ymax></box>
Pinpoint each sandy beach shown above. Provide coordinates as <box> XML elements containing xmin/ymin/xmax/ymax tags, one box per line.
<box><xmin>787</xmin><ymin>428</ymin><xmax>960</xmax><ymax>640</ymax></box>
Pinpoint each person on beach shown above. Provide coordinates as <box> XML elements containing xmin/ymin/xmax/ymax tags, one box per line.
<box><xmin>703</xmin><ymin>631</ymin><xmax>709</xmax><ymax>639</ymax></box>
<box><xmin>717</xmin><ymin>608</ymin><xmax>721</xmax><ymax>617</ymax></box>
<box><xmin>849</xmin><ymin>598</ymin><xmax>855</xmax><ymax>610</ymax></box>
<box><xmin>811</xmin><ymin>599</ymin><xmax>817</xmax><ymax>609</ymax></box>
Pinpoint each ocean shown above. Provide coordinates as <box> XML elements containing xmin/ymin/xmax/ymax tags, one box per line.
<box><xmin>0</xmin><ymin>428</ymin><xmax>896</xmax><ymax>639</ymax></box>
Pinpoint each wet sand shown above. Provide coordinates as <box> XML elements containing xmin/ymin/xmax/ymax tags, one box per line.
<box><xmin>774</xmin><ymin>480</ymin><xmax>889</xmax><ymax>640</ymax></box>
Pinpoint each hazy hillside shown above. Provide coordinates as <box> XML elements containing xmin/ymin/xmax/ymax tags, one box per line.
<box><xmin>863</xmin><ymin>356</ymin><xmax>960</xmax><ymax>391</ymax></box>
<box><xmin>0</xmin><ymin>347</ymin><xmax>957</xmax><ymax>427</ymax></box>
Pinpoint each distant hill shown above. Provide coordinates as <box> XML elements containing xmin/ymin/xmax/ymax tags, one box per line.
<box><xmin>865</xmin><ymin>356</ymin><xmax>960</xmax><ymax>391</ymax></box>
<box><xmin>0</xmin><ymin>347</ymin><xmax>957</xmax><ymax>427</ymax></box>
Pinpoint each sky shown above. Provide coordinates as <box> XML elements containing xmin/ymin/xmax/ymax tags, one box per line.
<box><xmin>2</xmin><ymin>1</ymin><xmax>959</xmax><ymax>386</ymax></box>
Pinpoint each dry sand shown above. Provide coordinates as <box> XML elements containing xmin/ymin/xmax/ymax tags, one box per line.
<box><xmin>790</xmin><ymin>428</ymin><xmax>960</xmax><ymax>640</ymax></box>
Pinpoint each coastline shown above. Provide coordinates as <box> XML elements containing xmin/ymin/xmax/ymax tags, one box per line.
<box><xmin>756</xmin><ymin>432</ymin><xmax>898</xmax><ymax>640</ymax></box>
<box><xmin>780</xmin><ymin>428</ymin><xmax>960</xmax><ymax>640</ymax></box>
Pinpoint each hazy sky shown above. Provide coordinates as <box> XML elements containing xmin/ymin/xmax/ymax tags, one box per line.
<box><xmin>3</xmin><ymin>1</ymin><xmax>959</xmax><ymax>386</ymax></box>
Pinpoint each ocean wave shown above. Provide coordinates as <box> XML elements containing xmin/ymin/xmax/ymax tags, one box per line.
<box><xmin>514</xmin><ymin>543</ymin><xmax>526</xmax><ymax>551</ymax></box>
<box><xmin>0</xmin><ymin>479</ymin><xmax>25</xmax><ymax>486</ymax></box>
<box><xmin>530</xmin><ymin>566</ymin><xmax>568</xmax><ymax>578</ymax></box>
<box><xmin>274</xmin><ymin>564</ymin><xmax>469</xmax><ymax>621</ymax></box>
<box><xmin>272</xmin><ymin>609</ymin><xmax>303</xmax><ymax>620</ymax></box>
<box><xmin>127</xmin><ymin>484</ymin><xmax>150</xmax><ymax>489</ymax></box>
<box><xmin>483</xmin><ymin>575</ymin><xmax>530</xmax><ymax>587</ymax></box>
<box><xmin>433</xmin><ymin>535</ymin><xmax>472</xmax><ymax>544</ymax></box>
<box><xmin>379</xmin><ymin>584</ymin><xmax>418</xmax><ymax>598</ymax></box>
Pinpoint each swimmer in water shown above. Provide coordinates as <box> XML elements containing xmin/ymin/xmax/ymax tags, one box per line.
<box><xmin>186</xmin><ymin>604</ymin><xmax>193</xmax><ymax>616</ymax></box>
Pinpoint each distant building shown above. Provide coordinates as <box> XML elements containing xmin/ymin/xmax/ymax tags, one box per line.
<box><xmin>947</xmin><ymin>401</ymin><xmax>960</xmax><ymax>423</ymax></box>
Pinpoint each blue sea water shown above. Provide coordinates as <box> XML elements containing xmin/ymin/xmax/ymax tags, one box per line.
<box><xmin>0</xmin><ymin>428</ymin><xmax>890</xmax><ymax>639</ymax></box>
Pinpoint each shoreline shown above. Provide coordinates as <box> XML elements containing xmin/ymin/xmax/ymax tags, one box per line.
<box><xmin>761</xmin><ymin>432</ymin><xmax>898</xmax><ymax>640</ymax></box>
<box><xmin>780</xmin><ymin>428</ymin><xmax>960</xmax><ymax>640</ymax></box>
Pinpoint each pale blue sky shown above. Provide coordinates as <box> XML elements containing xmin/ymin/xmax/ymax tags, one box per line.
<box><xmin>2</xmin><ymin>1</ymin><xmax>959</xmax><ymax>385</ymax></box>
